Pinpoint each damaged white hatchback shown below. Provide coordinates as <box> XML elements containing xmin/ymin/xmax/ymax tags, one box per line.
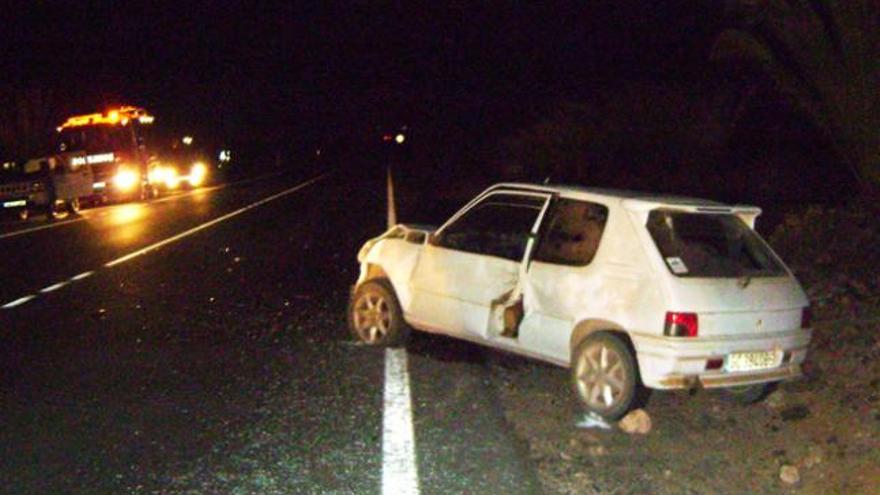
<box><xmin>349</xmin><ymin>183</ymin><xmax>812</xmax><ymax>420</ymax></box>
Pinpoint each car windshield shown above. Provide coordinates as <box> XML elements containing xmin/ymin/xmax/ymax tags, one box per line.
<box><xmin>646</xmin><ymin>210</ymin><xmax>785</xmax><ymax>278</ymax></box>
<box><xmin>58</xmin><ymin>125</ymin><xmax>133</xmax><ymax>154</ymax></box>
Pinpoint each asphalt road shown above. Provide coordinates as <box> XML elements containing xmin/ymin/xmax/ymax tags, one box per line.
<box><xmin>0</xmin><ymin>169</ymin><xmax>539</xmax><ymax>494</ymax></box>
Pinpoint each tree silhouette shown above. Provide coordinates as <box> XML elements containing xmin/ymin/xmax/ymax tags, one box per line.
<box><xmin>711</xmin><ymin>0</ymin><xmax>880</xmax><ymax>193</ymax></box>
<box><xmin>0</xmin><ymin>87</ymin><xmax>59</xmax><ymax>161</ymax></box>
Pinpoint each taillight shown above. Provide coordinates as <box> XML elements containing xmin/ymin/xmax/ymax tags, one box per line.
<box><xmin>664</xmin><ymin>312</ymin><xmax>698</xmax><ymax>337</ymax></box>
<box><xmin>801</xmin><ymin>307</ymin><xmax>812</xmax><ymax>329</ymax></box>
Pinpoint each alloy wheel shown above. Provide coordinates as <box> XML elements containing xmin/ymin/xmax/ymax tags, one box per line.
<box><xmin>352</xmin><ymin>292</ymin><xmax>391</xmax><ymax>343</ymax></box>
<box><xmin>575</xmin><ymin>341</ymin><xmax>628</xmax><ymax>411</ymax></box>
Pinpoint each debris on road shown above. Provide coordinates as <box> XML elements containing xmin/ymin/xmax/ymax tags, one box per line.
<box><xmin>618</xmin><ymin>408</ymin><xmax>651</xmax><ymax>435</ymax></box>
<box><xmin>780</xmin><ymin>404</ymin><xmax>811</xmax><ymax>422</ymax></box>
<box><xmin>802</xmin><ymin>445</ymin><xmax>823</xmax><ymax>468</ymax></box>
<box><xmin>780</xmin><ymin>465</ymin><xmax>800</xmax><ymax>485</ymax></box>
<box><xmin>586</xmin><ymin>445</ymin><xmax>606</xmax><ymax>457</ymax></box>
<box><xmin>765</xmin><ymin>390</ymin><xmax>786</xmax><ymax>410</ymax></box>
<box><xmin>575</xmin><ymin>412</ymin><xmax>612</xmax><ymax>430</ymax></box>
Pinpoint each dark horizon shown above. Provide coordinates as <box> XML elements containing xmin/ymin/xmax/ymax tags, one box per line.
<box><xmin>3</xmin><ymin>2</ymin><xmax>724</xmax><ymax>151</ymax></box>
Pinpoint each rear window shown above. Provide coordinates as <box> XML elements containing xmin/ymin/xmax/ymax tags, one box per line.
<box><xmin>646</xmin><ymin>210</ymin><xmax>785</xmax><ymax>278</ymax></box>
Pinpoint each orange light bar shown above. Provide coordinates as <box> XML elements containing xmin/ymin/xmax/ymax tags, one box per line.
<box><xmin>59</xmin><ymin>106</ymin><xmax>155</xmax><ymax>130</ymax></box>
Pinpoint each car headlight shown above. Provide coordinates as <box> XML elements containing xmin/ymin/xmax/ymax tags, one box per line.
<box><xmin>163</xmin><ymin>167</ymin><xmax>181</xmax><ymax>188</ymax></box>
<box><xmin>148</xmin><ymin>166</ymin><xmax>169</xmax><ymax>184</ymax></box>
<box><xmin>113</xmin><ymin>167</ymin><xmax>140</xmax><ymax>191</ymax></box>
<box><xmin>189</xmin><ymin>162</ymin><xmax>207</xmax><ymax>186</ymax></box>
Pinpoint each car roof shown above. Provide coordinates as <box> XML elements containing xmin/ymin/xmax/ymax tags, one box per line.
<box><xmin>486</xmin><ymin>182</ymin><xmax>743</xmax><ymax>210</ymax></box>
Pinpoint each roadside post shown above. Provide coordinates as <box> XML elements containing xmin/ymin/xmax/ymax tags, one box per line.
<box><xmin>385</xmin><ymin>131</ymin><xmax>406</xmax><ymax>230</ymax></box>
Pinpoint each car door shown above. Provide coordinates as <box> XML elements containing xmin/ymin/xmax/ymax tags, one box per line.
<box><xmin>512</xmin><ymin>198</ymin><xmax>611</xmax><ymax>363</ymax></box>
<box><xmin>53</xmin><ymin>156</ymin><xmax>93</xmax><ymax>200</ymax></box>
<box><xmin>407</xmin><ymin>191</ymin><xmax>550</xmax><ymax>341</ymax></box>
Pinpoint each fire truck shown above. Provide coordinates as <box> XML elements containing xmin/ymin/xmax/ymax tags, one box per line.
<box><xmin>56</xmin><ymin>106</ymin><xmax>161</xmax><ymax>202</ymax></box>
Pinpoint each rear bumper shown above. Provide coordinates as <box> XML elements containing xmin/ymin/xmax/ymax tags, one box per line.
<box><xmin>632</xmin><ymin>329</ymin><xmax>811</xmax><ymax>390</ymax></box>
<box><xmin>656</xmin><ymin>364</ymin><xmax>802</xmax><ymax>389</ymax></box>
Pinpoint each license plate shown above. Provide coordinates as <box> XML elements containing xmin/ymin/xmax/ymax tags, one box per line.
<box><xmin>93</xmin><ymin>181</ymin><xmax>106</xmax><ymax>189</ymax></box>
<box><xmin>725</xmin><ymin>350</ymin><xmax>781</xmax><ymax>372</ymax></box>
<box><xmin>3</xmin><ymin>199</ymin><xmax>26</xmax><ymax>208</ymax></box>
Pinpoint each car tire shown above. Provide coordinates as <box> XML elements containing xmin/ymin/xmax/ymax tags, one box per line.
<box><xmin>348</xmin><ymin>279</ymin><xmax>409</xmax><ymax>347</ymax></box>
<box><xmin>48</xmin><ymin>199</ymin><xmax>69</xmax><ymax>220</ymax></box>
<box><xmin>68</xmin><ymin>198</ymin><xmax>81</xmax><ymax>215</ymax></box>
<box><xmin>572</xmin><ymin>332</ymin><xmax>641</xmax><ymax>420</ymax></box>
<box><xmin>723</xmin><ymin>382</ymin><xmax>775</xmax><ymax>405</ymax></box>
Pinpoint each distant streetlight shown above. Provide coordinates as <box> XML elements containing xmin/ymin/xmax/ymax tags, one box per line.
<box><xmin>182</xmin><ymin>136</ymin><xmax>194</xmax><ymax>146</ymax></box>
<box><xmin>395</xmin><ymin>133</ymin><xmax>405</xmax><ymax>144</ymax></box>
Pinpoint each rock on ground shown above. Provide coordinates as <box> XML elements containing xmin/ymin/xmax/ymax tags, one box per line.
<box><xmin>780</xmin><ymin>465</ymin><xmax>800</xmax><ymax>485</ymax></box>
<box><xmin>618</xmin><ymin>409</ymin><xmax>652</xmax><ymax>435</ymax></box>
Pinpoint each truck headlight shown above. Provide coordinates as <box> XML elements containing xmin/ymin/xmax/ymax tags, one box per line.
<box><xmin>164</xmin><ymin>167</ymin><xmax>181</xmax><ymax>188</ymax></box>
<box><xmin>113</xmin><ymin>167</ymin><xmax>140</xmax><ymax>191</ymax></box>
<box><xmin>189</xmin><ymin>162</ymin><xmax>207</xmax><ymax>186</ymax></box>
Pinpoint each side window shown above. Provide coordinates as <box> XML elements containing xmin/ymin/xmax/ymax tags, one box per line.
<box><xmin>533</xmin><ymin>199</ymin><xmax>608</xmax><ymax>266</ymax></box>
<box><xmin>435</xmin><ymin>193</ymin><xmax>545</xmax><ymax>261</ymax></box>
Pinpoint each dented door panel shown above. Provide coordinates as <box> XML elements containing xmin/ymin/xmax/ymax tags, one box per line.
<box><xmin>409</xmin><ymin>244</ymin><xmax>520</xmax><ymax>339</ymax></box>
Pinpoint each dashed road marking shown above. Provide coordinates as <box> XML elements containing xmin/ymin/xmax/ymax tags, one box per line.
<box><xmin>0</xmin><ymin>174</ymin><xmax>327</xmax><ymax>310</ymax></box>
<box><xmin>0</xmin><ymin>217</ymin><xmax>86</xmax><ymax>240</ymax></box>
<box><xmin>0</xmin><ymin>170</ymin><xmax>287</xmax><ymax>241</ymax></box>
<box><xmin>39</xmin><ymin>282</ymin><xmax>68</xmax><ymax>293</ymax></box>
<box><xmin>2</xmin><ymin>295</ymin><xmax>36</xmax><ymax>309</ymax></box>
<box><xmin>382</xmin><ymin>348</ymin><xmax>420</xmax><ymax>495</ymax></box>
<box><xmin>104</xmin><ymin>174</ymin><xmax>325</xmax><ymax>268</ymax></box>
<box><xmin>70</xmin><ymin>271</ymin><xmax>94</xmax><ymax>281</ymax></box>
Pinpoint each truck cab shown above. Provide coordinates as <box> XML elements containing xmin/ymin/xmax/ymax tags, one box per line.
<box><xmin>56</xmin><ymin>107</ymin><xmax>159</xmax><ymax>203</ymax></box>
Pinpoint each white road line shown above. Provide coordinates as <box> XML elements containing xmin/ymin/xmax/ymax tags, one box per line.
<box><xmin>382</xmin><ymin>348</ymin><xmax>420</xmax><ymax>495</ymax></box>
<box><xmin>70</xmin><ymin>271</ymin><xmax>94</xmax><ymax>281</ymax></box>
<box><xmin>39</xmin><ymin>282</ymin><xmax>68</xmax><ymax>293</ymax></box>
<box><xmin>0</xmin><ymin>174</ymin><xmax>326</xmax><ymax>310</ymax></box>
<box><xmin>0</xmin><ymin>170</ymin><xmax>289</xmax><ymax>241</ymax></box>
<box><xmin>148</xmin><ymin>183</ymin><xmax>226</xmax><ymax>204</ymax></box>
<box><xmin>0</xmin><ymin>217</ymin><xmax>86</xmax><ymax>240</ymax></box>
<box><xmin>104</xmin><ymin>174</ymin><xmax>326</xmax><ymax>268</ymax></box>
<box><xmin>2</xmin><ymin>295</ymin><xmax>36</xmax><ymax>309</ymax></box>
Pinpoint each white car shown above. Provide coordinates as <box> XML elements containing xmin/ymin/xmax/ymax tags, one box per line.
<box><xmin>349</xmin><ymin>183</ymin><xmax>812</xmax><ymax>419</ymax></box>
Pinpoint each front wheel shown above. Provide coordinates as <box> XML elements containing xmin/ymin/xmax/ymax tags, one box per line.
<box><xmin>139</xmin><ymin>184</ymin><xmax>157</xmax><ymax>201</ymax></box>
<box><xmin>68</xmin><ymin>198</ymin><xmax>81</xmax><ymax>215</ymax></box>
<box><xmin>572</xmin><ymin>332</ymin><xmax>641</xmax><ymax>420</ymax></box>
<box><xmin>348</xmin><ymin>279</ymin><xmax>408</xmax><ymax>347</ymax></box>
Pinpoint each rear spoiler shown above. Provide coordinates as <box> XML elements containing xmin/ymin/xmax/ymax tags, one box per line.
<box><xmin>622</xmin><ymin>199</ymin><xmax>763</xmax><ymax>228</ymax></box>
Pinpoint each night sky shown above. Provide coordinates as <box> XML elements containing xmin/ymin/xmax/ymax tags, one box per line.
<box><xmin>3</xmin><ymin>2</ymin><xmax>724</xmax><ymax>156</ymax></box>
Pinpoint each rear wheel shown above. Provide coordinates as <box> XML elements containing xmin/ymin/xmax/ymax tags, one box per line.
<box><xmin>48</xmin><ymin>199</ymin><xmax>69</xmax><ymax>220</ymax></box>
<box><xmin>572</xmin><ymin>332</ymin><xmax>641</xmax><ymax>420</ymax></box>
<box><xmin>348</xmin><ymin>279</ymin><xmax>408</xmax><ymax>347</ymax></box>
<box><xmin>68</xmin><ymin>198</ymin><xmax>81</xmax><ymax>215</ymax></box>
<box><xmin>724</xmin><ymin>382</ymin><xmax>775</xmax><ymax>404</ymax></box>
